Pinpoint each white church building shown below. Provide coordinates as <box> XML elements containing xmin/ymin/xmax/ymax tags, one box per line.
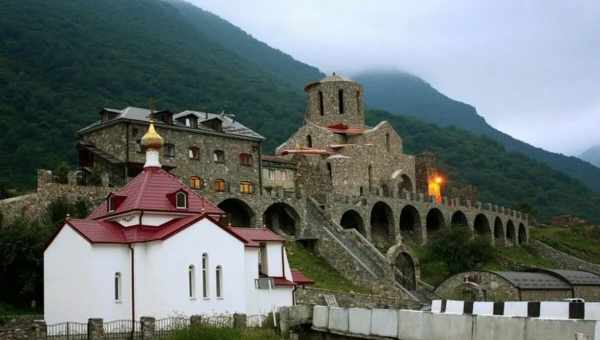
<box><xmin>44</xmin><ymin>121</ymin><xmax>312</xmax><ymax>324</ymax></box>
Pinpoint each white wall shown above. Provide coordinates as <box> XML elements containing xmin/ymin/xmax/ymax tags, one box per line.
<box><xmin>265</xmin><ymin>242</ymin><xmax>284</xmax><ymax>278</ymax></box>
<box><xmin>245</xmin><ymin>248</ymin><xmax>293</xmax><ymax>315</ymax></box>
<box><xmin>137</xmin><ymin>219</ymin><xmax>247</xmax><ymax>318</ymax></box>
<box><xmin>44</xmin><ymin>226</ymin><xmax>94</xmax><ymax>323</ymax></box>
<box><xmin>89</xmin><ymin>244</ymin><xmax>132</xmax><ymax>321</ymax></box>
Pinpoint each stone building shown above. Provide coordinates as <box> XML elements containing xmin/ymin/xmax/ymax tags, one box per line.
<box><xmin>276</xmin><ymin>73</ymin><xmax>416</xmax><ymax>199</ymax></box>
<box><xmin>78</xmin><ymin>107</ymin><xmax>267</xmax><ymax>198</ymax></box>
<box><xmin>435</xmin><ymin>269</ymin><xmax>600</xmax><ymax>301</ymax></box>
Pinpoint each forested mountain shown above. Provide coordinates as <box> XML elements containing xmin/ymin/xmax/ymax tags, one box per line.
<box><xmin>355</xmin><ymin>71</ymin><xmax>600</xmax><ymax>193</ymax></box>
<box><xmin>1</xmin><ymin>0</ymin><xmax>599</xmax><ymax>221</ymax></box>
<box><xmin>580</xmin><ymin>145</ymin><xmax>600</xmax><ymax>168</ymax></box>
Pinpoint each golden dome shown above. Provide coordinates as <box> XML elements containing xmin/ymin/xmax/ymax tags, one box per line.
<box><xmin>141</xmin><ymin>120</ymin><xmax>164</xmax><ymax>149</ymax></box>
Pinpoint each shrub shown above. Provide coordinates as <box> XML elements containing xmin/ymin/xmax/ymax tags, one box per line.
<box><xmin>53</xmin><ymin>162</ymin><xmax>70</xmax><ymax>184</ymax></box>
<box><xmin>426</xmin><ymin>228</ymin><xmax>494</xmax><ymax>275</ymax></box>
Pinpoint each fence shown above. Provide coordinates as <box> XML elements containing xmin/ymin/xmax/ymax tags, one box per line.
<box><xmin>36</xmin><ymin>313</ymin><xmax>268</xmax><ymax>340</ymax></box>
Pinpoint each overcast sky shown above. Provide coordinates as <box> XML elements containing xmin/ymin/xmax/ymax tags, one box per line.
<box><xmin>188</xmin><ymin>0</ymin><xmax>600</xmax><ymax>156</ymax></box>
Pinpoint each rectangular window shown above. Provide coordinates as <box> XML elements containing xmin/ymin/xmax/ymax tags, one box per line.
<box><xmin>114</xmin><ymin>272</ymin><xmax>121</xmax><ymax>302</ymax></box>
<box><xmin>216</xmin><ymin>266</ymin><xmax>223</xmax><ymax>298</ymax></box>
<box><xmin>240</xmin><ymin>181</ymin><xmax>254</xmax><ymax>194</ymax></box>
<box><xmin>202</xmin><ymin>254</ymin><xmax>209</xmax><ymax>298</ymax></box>
<box><xmin>214</xmin><ymin>179</ymin><xmax>226</xmax><ymax>192</ymax></box>
<box><xmin>164</xmin><ymin>144</ymin><xmax>175</xmax><ymax>158</ymax></box>
<box><xmin>188</xmin><ymin>265</ymin><xmax>196</xmax><ymax>298</ymax></box>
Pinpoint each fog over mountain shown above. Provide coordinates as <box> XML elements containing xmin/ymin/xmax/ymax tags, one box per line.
<box><xmin>189</xmin><ymin>0</ymin><xmax>600</xmax><ymax>156</ymax></box>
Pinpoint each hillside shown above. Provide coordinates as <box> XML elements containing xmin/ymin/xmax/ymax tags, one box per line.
<box><xmin>0</xmin><ymin>0</ymin><xmax>307</xmax><ymax>187</ymax></box>
<box><xmin>1</xmin><ymin>0</ymin><xmax>600</xmax><ymax>222</ymax></box>
<box><xmin>355</xmin><ymin>71</ymin><xmax>600</xmax><ymax>193</ymax></box>
<box><xmin>580</xmin><ymin>145</ymin><xmax>600</xmax><ymax>168</ymax></box>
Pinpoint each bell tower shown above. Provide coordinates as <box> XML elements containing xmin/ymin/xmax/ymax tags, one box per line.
<box><xmin>304</xmin><ymin>73</ymin><xmax>365</xmax><ymax>127</ymax></box>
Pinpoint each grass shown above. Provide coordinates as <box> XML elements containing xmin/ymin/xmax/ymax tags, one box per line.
<box><xmin>285</xmin><ymin>241</ymin><xmax>369</xmax><ymax>293</ymax></box>
<box><xmin>167</xmin><ymin>326</ymin><xmax>282</xmax><ymax>340</ymax></box>
<box><xmin>530</xmin><ymin>225</ymin><xmax>600</xmax><ymax>264</ymax></box>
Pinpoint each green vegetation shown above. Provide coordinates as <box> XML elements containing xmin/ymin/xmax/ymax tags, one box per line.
<box><xmin>530</xmin><ymin>226</ymin><xmax>600</xmax><ymax>264</ymax></box>
<box><xmin>0</xmin><ymin>197</ymin><xmax>90</xmax><ymax>310</ymax></box>
<box><xmin>2</xmin><ymin>0</ymin><xmax>600</xmax><ymax>225</ymax></box>
<box><xmin>414</xmin><ymin>229</ymin><xmax>559</xmax><ymax>286</ymax></box>
<box><xmin>356</xmin><ymin>70</ymin><xmax>600</xmax><ymax>193</ymax></box>
<box><xmin>167</xmin><ymin>326</ymin><xmax>282</xmax><ymax>340</ymax></box>
<box><xmin>285</xmin><ymin>242</ymin><xmax>368</xmax><ymax>293</ymax></box>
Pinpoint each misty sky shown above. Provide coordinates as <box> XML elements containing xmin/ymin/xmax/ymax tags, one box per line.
<box><xmin>188</xmin><ymin>0</ymin><xmax>600</xmax><ymax>156</ymax></box>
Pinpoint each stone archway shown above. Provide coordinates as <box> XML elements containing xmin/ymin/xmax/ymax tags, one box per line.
<box><xmin>426</xmin><ymin>208</ymin><xmax>445</xmax><ymax>241</ymax></box>
<box><xmin>387</xmin><ymin>244</ymin><xmax>419</xmax><ymax>291</ymax></box>
<box><xmin>217</xmin><ymin>198</ymin><xmax>255</xmax><ymax>227</ymax></box>
<box><xmin>399</xmin><ymin>205</ymin><xmax>422</xmax><ymax>244</ymax></box>
<box><xmin>263</xmin><ymin>203</ymin><xmax>300</xmax><ymax>236</ymax></box>
<box><xmin>340</xmin><ymin>210</ymin><xmax>366</xmax><ymax>236</ymax></box>
<box><xmin>494</xmin><ymin>217</ymin><xmax>505</xmax><ymax>246</ymax></box>
<box><xmin>506</xmin><ymin>220</ymin><xmax>516</xmax><ymax>245</ymax></box>
<box><xmin>474</xmin><ymin>214</ymin><xmax>491</xmax><ymax>243</ymax></box>
<box><xmin>518</xmin><ymin>223</ymin><xmax>527</xmax><ymax>245</ymax></box>
<box><xmin>370</xmin><ymin>201</ymin><xmax>395</xmax><ymax>251</ymax></box>
<box><xmin>451</xmin><ymin>210</ymin><xmax>468</xmax><ymax>228</ymax></box>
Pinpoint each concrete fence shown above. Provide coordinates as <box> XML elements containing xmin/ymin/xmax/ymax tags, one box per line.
<box><xmin>312</xmin><ymin>305</ymin><xmax>600</xmax><ymax>340</ymax></box>
<box><xmin>431</xmin><ymin>299</ymin><xmax>600</xmax><ymax>320</ymax></box>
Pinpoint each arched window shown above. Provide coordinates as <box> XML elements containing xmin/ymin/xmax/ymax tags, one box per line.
<box><xmin>327</xmin><ymin>163</ymin><xmax>333</xmax><ymax>181</ymax></box>
<box><xmin>176</xmin><ymin>192</ymin><xmax>187</xmax><ymax>209</ymax></box>
<box><xmin>188</xmin><ymin>265</ymin><xmax>196</xmax><ymax>298</ymax></box>
<box><xmin>306</xmin><ymin>135</ymin><xmax>313</xmax><ymax>148</ymax></box>
<box><xmin>318</xmin><ymin>91</ymin><xmax>324</xmax><ymax>116</ymax></box>
<box><xmin>385</xmin><ymin>133</ymin><xmax>390</xmax><ymax>152</ymax></box>
<box><xmin>202</xmin><ymin>253</ymin><xmax>209</xmax><ymax>298</ymax></box>
<box><xmin>214</xmin><ymin>179</ymin><xmax>226</xmax><ymax>192</ymax></box>
<box><xmin>240</xmin><ymin>181</ymin><xmax>254</xmax><ymax>194</ymax></box>
<box><xmin>338</xmin><ymin>89</ymin><xmax>345</xmax><ymax>114</ymax></box>
<box><xmin>107</xmin><ymin>196</ymin><xmax>116</xmax><ymax>212</ymax></box>
<box><xmin>239</xmin><ymin>153</ymin><xmax>253</xmax><ymax>166</ymax></box>
<box><xmin>190</xmin><ymin>176</ymin><xmax>203</xmax><ymax>189</ymax></box>
<box><xmin>216</xmin><ymin>266</ymin><xmax>223</xmax><ymax>298</ymax></box>
<box><xmin>356</xmin><ymin>90</ymin><xmax>361</xmax><ymax>110</ymax></box>
<box><xmin>188</xmin><ymin>147</ymin><xmax>200</xmax><ymax>160</ymax></box>
<box><xmin>164</xmin><ymin>143</ymin><xmax>175</xmax><ymax>158</ymax></box>
<box><xmin>114</xmin><ymin>272</ymin><xmax>122</xmax><ymax>302</ymax></box>
<box><xmin>213</xmin><ymin>150</ymin><xmax>225</xmax><ymax>163</ymax></box>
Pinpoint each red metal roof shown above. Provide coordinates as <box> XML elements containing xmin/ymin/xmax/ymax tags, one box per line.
<box><xmin>327</xmin><ymin>123</ymin><xmax>365</xmax><ymax>135</ymax></box>
<box><xmin>60</xmin><ymin>214</ymin><xmax>248</xmax><ymax>245</ymax></box>
<box><xmin>88</xmin><ymin>167</ymin><xmax>223</xmax><ymax>219</ymax></box>
<box><xmin>291</xmin><ymin>270</ymin><xmax>314</xmax><ymax>285</ymax></box>
<box><xmin>227</xmin><ymin>227</ymin><xmax>284</xmax><ymax>247</ymax></box>
<box><xmin>280</xmin><ymin>149</ymin><xmax>331</xmax><ymax>156</ymax></box>
<box><xmin>272</xmin><ymin>277</ymin><xmax>295</xmax><ymax>287</ymax></box>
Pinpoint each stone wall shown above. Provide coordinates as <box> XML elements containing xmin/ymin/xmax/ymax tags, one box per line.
<box><xmin>434</xmin><ymin>271</ymin><xmax>519</xmax><ymax>302</ymax></box>
<box><xmin>305</xmin><ymin>77</ymin><xmax>365</xmax><ymax>127</ymax></box>
<box><xmin>295</xmin><ymin>287</ymin><xmax>418</xmax><ymax>310</ymax></box>
<box><xmin>0</xmin><ymin>170</ymin><xmax>111</xmax><ymax>225</ymax></box>
<box><xmin>531</xmin><ymin>241</ymin><xmax>600</xmax><ymax>276</ymax></box>
<box><xmin>0</xmin><ymin>315</ymin><xmax>41</xmax><ymax>340</ymax></box>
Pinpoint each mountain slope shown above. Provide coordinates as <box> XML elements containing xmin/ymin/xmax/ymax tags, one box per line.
<box><xmin>165</xmin><ymin>0</ymin><xmax>324</xmax><ymax>89</ymax></box>
<box><xmin>580</xmin><ymin>145</ymin><xmax>600</xmax><ymax>168</ymax></box>
<box><xmin>355</xmin><ymin>70</ymin><xmax>600</xmax><ymax>193</ymax></box>
<box><xmin>0</xmin><ymin>0</ymin><xmax>306</xmax><ymax>186</ymax></box>
<box><xmin>1</xmin><ymin>0</ymin><xmax>600</xmax><ymax>222</ymax></box>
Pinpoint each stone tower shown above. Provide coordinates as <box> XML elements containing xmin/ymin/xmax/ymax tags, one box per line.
<box><xmin>304</xmin><ymin>73</ymin><xmax>365</xmax><ymax>127</ymax></box>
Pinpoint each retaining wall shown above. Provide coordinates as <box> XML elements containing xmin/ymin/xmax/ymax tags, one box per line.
<box><xmin>312</xmin><ymin>305</ymin><xmax>600</xmax><ymax>340</ymax></box>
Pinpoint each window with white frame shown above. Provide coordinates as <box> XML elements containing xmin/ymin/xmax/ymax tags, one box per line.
<box><xmin>216</xmin><ymin>266</ymin><xmax>223</xmax><ymax>298</ymax></box>
<box><xmin>202</xmin><ymin>253</ymin><xmax>209</xmax><ymax>298</ymax></box>
<box><xmin>188</xmin><ymin>265</ymin><xmax>196</xmax><ymax>299</ymax></box>
<box><xmin>114</xmin><ymin>272</ymin><xmax>122</xmax><ymax>302</ymax></box>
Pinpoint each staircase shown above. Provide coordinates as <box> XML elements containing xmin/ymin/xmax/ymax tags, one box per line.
<box><xmin>304</xmin><ymin>197</ymin><xmax>425</xmax><ymax>304</ymax></box>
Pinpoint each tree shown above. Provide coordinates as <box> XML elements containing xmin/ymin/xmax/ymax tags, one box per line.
<box><xmin>426</xmin><ymin>228</ymin><xmax>494</xmax><ymax>275</ymax></box>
